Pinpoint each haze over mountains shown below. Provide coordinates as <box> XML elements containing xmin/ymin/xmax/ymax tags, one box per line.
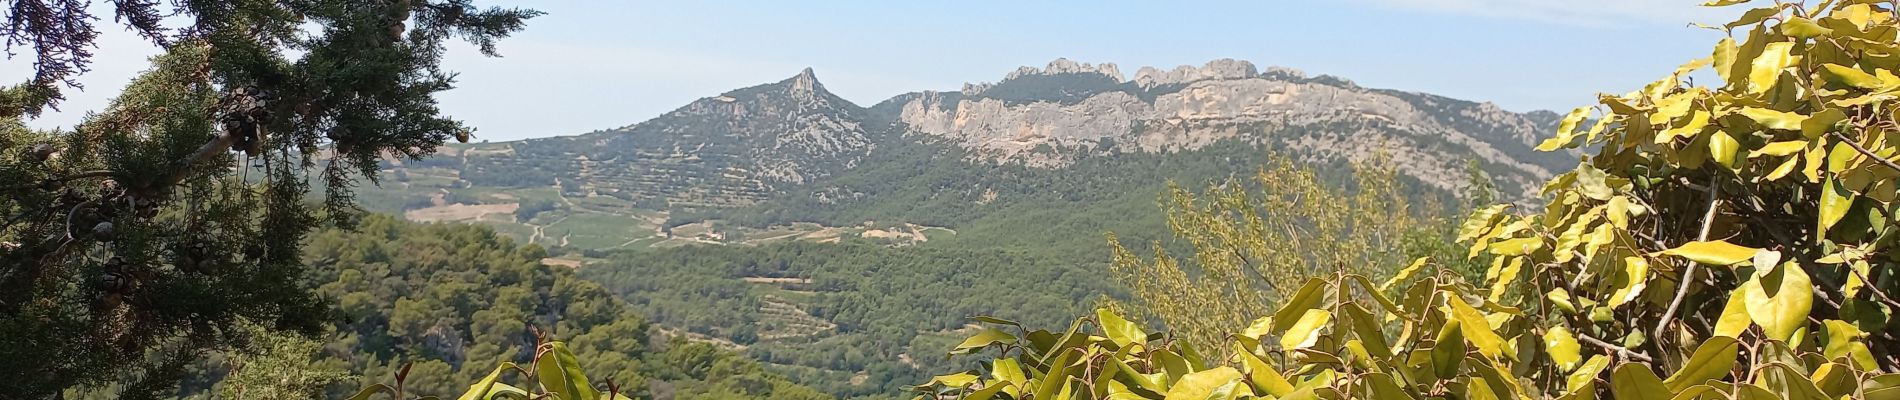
<box><xmin>367</xmin><ymin>57</ymin><xmax>1578</xmax><ymax>253</ymax></box>
<box><xmin>339</xmin><ymin>57</ymin><xmax>1587</xmax><ymax>398</ymax></box>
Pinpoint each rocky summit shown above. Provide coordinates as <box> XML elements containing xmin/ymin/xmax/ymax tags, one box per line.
<box><xmin>431</xmin><ymin>58</ymin><xmax>1576</xmax><ymax>213</ymax></box>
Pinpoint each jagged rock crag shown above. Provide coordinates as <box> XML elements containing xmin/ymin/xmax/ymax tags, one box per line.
<box><xmin>456</xmin><ymin>58</ymin><xmax>1572</xmax><ymax>207</ymax></box>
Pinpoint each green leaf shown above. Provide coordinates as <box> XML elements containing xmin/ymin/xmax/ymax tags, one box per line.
<box><xmin>1575</xmin><ymin>164</ymin><xmax>1616</xmax><ymax>200</ymax></box>
<box><xmin>1820</xmin><ymin>178</ymin><xmax>1853</xmax><ymax>235</ymax></box>
<box><xmin>1280</xmin><ymin>309</ymin><xmax>1332</xmax><ymax>351</ymax></box>
<box><xmin>1711</xmin><ymin>130</ymin><xmax>1743</xmax><ymax>169</ymax></box>
<box><xmin>1713</xmin><ymin>37</ymin><xmax>1739</xmax><ymax>83</ymax></box>
<box><xmin>1660</xmin><ymin>240</ymin><xmax>1760</xmax><ymax>266</ymax></box>
<box><xmin>1608</xmin><ymin>256</ymin><xmax>1650</xmax><ymax>309</ymax></box>
<box><xmin>1163</xmin><ymin>367</ymin><xmax>1243</xmax><ymax>400</ymax></box>
<box><xmin>1445</xmin><ymin>295</ymin><xmax>1505</xmax><ymax>359</ymax></box>
<box><xmin>1538</xmin><ymin>107</ymin><xmax>1593</xmax><ymax>151</ymax></box>
<box><xmin>1780</xmin><ymin>17</ymin><xmax>1832</xmax><ymax>37</ymax></box>
<box><xmin>970</xmin><ymin>316</ymin><xmax>1021</xmax><ymax>327</ymax></box>
<box><xmin>1742</xmin><ymin>262</ymin><xmax>1815</xmax><ymax>341</ymax></box>
<box><xmin>1820</xmin><ymin>64</ymin><xmax>1885</xmax><ymax>89</ymax></box>
<box><xmin>1609</xmin><ymin>363</ymin><xmax>1671</xmax><ymax>400</ymax></box>
<box><xmin>950</xmin><ymin>328</ymin><xmax>1018</xmax><ymax>355</ymax></box>
<box><xmin>457</xmin><ymin>362</ymin><xmax>520</xmax><ymax>400</ymax></box>
<box><xmin>348</xmin><ymin>384</ymin><xmax>398</xmax><ymax>400</ymax></box>
<box><xmin>1486</xmin><ymin>237</ymin><xmax>1544</xmax><ymax>256</ymax></box>
<box><xmin>1240</xmin><ymin>316</ymin><xmax>1273</xmax><ymax>340</ymax></box>
<box><xmin>1702</xmin><ymin>0</ymin><xmax>1751</xmax><ymax>6</ymax></box>
<box><xmin>1750</xmin><ymin>140</ymin><xmax>1809</xmax><ymax>157</ymax></box>
<box><xmin>1432</xmin><ymin>320</ymin><xmax>1467</xmax><ymax>379</ymax></box>
<box><xmin>537</xmin><ymin>342</ymin><xmax>601</xmax><ymax>400</ymax></box>
<box><xmin>1095</xmin><ymin>308</ymin><xmax>1147</xmax><ymax>348</ymax></box>
<box><xmin>1235</xmin><ymin>342</ymin><xmax>1293</xmax><ymax>397</ymax></box>
<box><xmin>1758</xmin><ymin>364</ymin><xmax>1830</xmax><ymax>400</ymax></box>
<box><xmin>1802</xmin><ymin>108</ymin><xmax>1846</xmax><ymax>140</ymax></box>
<box><xmin>1748</xmin><ymin>41</ymin><xmax>1796</xmax><ymax>93</ymax></box>
<box><xmin>1382</xmin><ymin>257</ymin><xmax>1430</xmax><ymax>292</ymax></box>
<box><xmin>993</xmin><ymin>358</ymin><xmax>1027</xmax><ymax>388</ymax></box>
<box><xmin>1663</xmin><ymin>336</ymin><xmax>1738</xmax><ymax>392</ymax></box>
<box><xmin>1543</xmin><ymin>327</ymin><xmax>1582</xmax><ymax>371</ymax></box>
<box><xmin>925</xmin><ymin>372</ymin><xmax>979</xmax><ymax>388</ymax></box>
<box><xmin>1567</xmin><ymin>355</ymin><xmax>1612</xmax><ymax>394</ymax></box>
<box><xmin>1738</xmin><ymin>107</ymin><xmax>1807</xmax><ymax>130</ymax></box>
<box><xmin>1729</xmin><ymin>6</ymin><xmax>1784</xmax><ymax>29</ymax></box>
<box><xmin>1358</xmin><ymin>372</ymin><xmax>1415</xmax><ymax>400</ymax></box>
<box><xmin>1714</xmin><ymin>289</ymin><xmax>1753</xmax><ymax>337</ymax></box>
<box><xmin>1272</xmin><ymin>278</ymin><xmax>1328</xmax><ymax>333</ymax></box>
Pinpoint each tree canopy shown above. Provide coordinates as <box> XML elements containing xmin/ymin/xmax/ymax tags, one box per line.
<box><xmin>918</xmin><ymin>1</ymin><xmax>1900</xmax><ymax>398</ymax></box>
<box><xmin>0</xmin><ymin>1</ymin><xmax>537</xmax><ymax>397</ymax></box>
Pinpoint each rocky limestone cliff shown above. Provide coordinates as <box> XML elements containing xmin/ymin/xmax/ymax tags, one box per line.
<box><xmin>888</xmin><ymin>58</ymin><xmax>1567</xmax><ymax>199</ymax></box>
<box><xmin>457</xmin><ymin>68</ymin><xmax>872</xmax><ymax>207</ymax></box>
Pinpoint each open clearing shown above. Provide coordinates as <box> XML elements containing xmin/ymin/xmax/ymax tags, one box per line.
<box><xmin>404</xmin><ymin>203</ymin><xmax>518</xmax><ymax>222</ymax></box>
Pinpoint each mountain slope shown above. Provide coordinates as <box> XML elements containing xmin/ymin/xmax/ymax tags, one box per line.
<box><xmin>365</xmin><ymin>57</ymin><xmax>1571</xmax><ymax>252</ymax></box>
<box><xmin>452</xmin><ymin>68</ymin><xmax>873</xmax><ymax>208</ymax></box>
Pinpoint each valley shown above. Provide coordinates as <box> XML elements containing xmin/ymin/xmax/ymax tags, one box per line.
<box><xmin>337</xmin><ymin>57</ymin><xmax>1573</xmax><ymax>398</ymax></box>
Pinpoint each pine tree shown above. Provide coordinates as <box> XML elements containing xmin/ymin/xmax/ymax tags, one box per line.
<box><xmin>0</xmin><ymin>1</ymin><xmax>538</xmax><ymax>397</ymax></box>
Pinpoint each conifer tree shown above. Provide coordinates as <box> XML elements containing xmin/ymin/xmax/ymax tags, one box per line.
<box><xmin>0</xmin><ymin>1</ymin><xmax>537</xmax><ymax>397</ymax></box>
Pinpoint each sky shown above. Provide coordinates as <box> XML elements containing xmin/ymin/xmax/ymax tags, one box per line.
<box><xmin>8</xmin><ymin>0</ymin><xmax>1747</xmax><ymax>141</ymax></box>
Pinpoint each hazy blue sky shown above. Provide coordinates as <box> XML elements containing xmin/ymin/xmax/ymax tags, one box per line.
<box><xmin>11</xmin><ymin>0</ymin><xmax>1745</xmax><ymax>141</ymax></box>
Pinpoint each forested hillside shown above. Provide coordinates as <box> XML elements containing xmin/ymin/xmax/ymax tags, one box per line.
<box><xmin>71</xmin><ymin>216</ymin><xmax>830</xmax><ymax>399</ymax></box>
<box><xmin>582</xmin><ymin>242</ymin><xmax>1116</xmax><ymax>397</ymax></box>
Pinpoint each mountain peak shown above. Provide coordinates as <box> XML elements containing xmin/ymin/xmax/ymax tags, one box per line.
<box><xmin>1000</xmin><ymin>58</ymin><xmax>1125</xmax><ymax>82</ymax></box>
<box><xmin>787</xmin><ymin>67</ymin><xmax>821</xmax><ymax>94</ymax></box>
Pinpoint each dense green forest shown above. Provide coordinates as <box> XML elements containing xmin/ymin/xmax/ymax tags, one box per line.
<box><xmin>681</xmin><ymin>138</ymin><xmax>1463</xmax><ymax>260</ymax></box>
<box><xmin>581</xmin><ymin>242</ymin><xmax>1117</xmax><ymax>397</ymax></box>
<box><xmin>65</xmin><ymin>216</ymin><xmax>830</xmax><ymax>399</ymax></box>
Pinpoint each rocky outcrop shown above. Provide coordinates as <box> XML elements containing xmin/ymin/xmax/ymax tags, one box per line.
<box><xmin>1133</xmin><ymin>59</ymin><xmax>1260</xmax><ymax>88</ymax></box>
<box><xmin>891</xmin><ymin>58</ymin><xmax>1563</xmax><ymax>198</ymax></box>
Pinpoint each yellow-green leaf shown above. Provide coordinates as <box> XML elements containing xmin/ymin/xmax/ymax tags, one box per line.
<box><xmin>1738</xmin><ymin>107</ymin><xmax>1807</xmax><ymax>130</ymax></box>
<box><xmin>1660</xmin><ymin>240</ymin><xmax>1760</xmax><ymax>266</ymax></box>
<box><xmin>537</xmin><ymin>342</ymin><xmax>601</xmax><ymax>400</ymax></box>
<box><xmin>1713</xmin><ymin>37</ymin><xmax>1739</xmax><ymax>83</ymax></box>
<box><xmin>1543</xmin><ymin>327</ymin><xmax>1582</xmax><ymax>372</ymax></box>
<box><xmin>1802</xmin><ymin>108</ymin><xmax>1846</xmax><ymax>140</ymax></box>
<box><xmin>1096</xmin><ymin>308</ymin><xmax>1147</xmax><ymax>348</ymax></box>
<box><xmin>1780</xmin><ymin>17</ymin><xmax>1832</xmax><ymax>38</ymax></box>
<box><xmin>1711</xmin><ymin>130</ymin><xmax>1743</xmax><ymax>169</ymax></box>
<box><xmin>1714</xmin><ymin>288</ymin><xmax>1752</xmax><ymax>337</ymax></box>
<box><xmin>951</xmin><ymin>328</ymin><xmax>1018</xmax><ymax>355</ymax></box>
<box><xmin>1663</xmin><ymin>336</ymin><xmax>1738</xmax><ymax>392</ymax></box>
<box><xmin>1820</xmin><ymin>178</ymin><xmax>1853</xmax><ymax>235</ymax></box>
<box><xmin>1820</xmin><ymin>64</ymin><xmax>1885</xmax><ymax>89</ymax></box>
<box><xmin>1610</xmin><ymin>363</ymin><xmax>1670</xmax><ymax>400</ymax></box>
<box><xmin>1164</xmin><ymin>367</ymin><xmax>1243</xmax><ymax>400</ymax></box>
<box><xmin>1748</xmin><ymin>41</ymin><xmax>1796</xmax><ymax>94</ymax></box>
<box><xmin>1445</xmin><ymin>295</ymin><xmax>1505</xmax><ymax>359</ymax></box>
<box><xmin>1280</xmin><ymin>309</ymin><xmax>1331</xmax><ymax>351</ymax></box>
<box><xmin>1382</xmin><ymin>257</ymin><xmax>1429</xmax><ymax>292</ymax></box>
<box><xmin>1750</xmin><ymin>141</ymin><xmax>1809</xmax><ymax>157</ymax></box>
<box><xmin>457</xmin><ymin>363</ymin><xmax>520</xmax><ymax>400</ymax></box>
<box><xmin>1742</xmin><ymin>262</ymin><xmax>1814</xmax><ymax>341</ymax></box>
<box><xmin>1272</xmin><ymin>278</ymin><xmax>1328</xmax><ymax>333</ymax></box>
<box><xmin>1567</xmin><ymin>355</ymin><xmax>1611</xmax><ymax>394</ymax></box>
<box><xmin>1609</xmin><ymin>257</ymin><xmax>1650</xmax><ymax>308</ymax></box>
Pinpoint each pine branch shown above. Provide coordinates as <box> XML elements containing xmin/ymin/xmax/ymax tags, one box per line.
<box><xmin>0</xmin><ymin>170</ymin><xmax>115</xmax><ymax>191</ymax></box>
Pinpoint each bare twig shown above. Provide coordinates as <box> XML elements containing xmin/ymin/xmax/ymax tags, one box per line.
<box><xmin>1832</xmin><ymin>131</ymin><xmax>1900</xmax><ymax>174</ymax></box>
<box><xmin>1578</xmin><ymin>333</ymin><xmax>1654</xmax><ymax>363</ymax></box>
<box><xmin>1656</xmin><ymin>176</ymin><xmax>1721</xmax><ymax>341</ymax></box>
